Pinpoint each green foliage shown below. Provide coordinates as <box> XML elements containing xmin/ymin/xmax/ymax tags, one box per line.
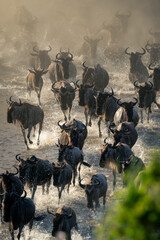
<box><xmin>95</xmin><ymin>150</ymin><xmax>160</xmax><ymax>240</ymax></box>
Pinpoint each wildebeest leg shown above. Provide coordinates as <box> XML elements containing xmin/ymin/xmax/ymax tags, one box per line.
<box><xmin>67</xmin><ymin>182</ymin><xmax>71</xmax><ymax>193</ymax></box>
<box><xmin>29</xmin><ymin>219</ymin><xmax>34</xmax><ymax>232</ymax></box>
<box><xmin>73</xmin><ymin>168</ymin><xmax>77</xmax><ymax>186</ymax></box>
<box><xmin>84</xmin><ymin>108</ymin><xmax>88</xmax><ymax>126</ymax></box>
<box><xmin>98</xmin><ymin>117</ymin><xmax>102</xmax><ymax>137</ymax></box>
<box><xmin>103</xmin><ymin>193</ymin><xmax>106</xmax><ymax>206</ymax></box>
<box><xmin>113</xmin><ymin>170</ymin><xmax>116</xmax><ymax>190</ymax></box>
<box><xmin>42</xmin><ymin>185</ymin><xmax>45</xmax><ymax>195</ymax></box>
<box><xmin>46</xmin><ymin>180</ymin><xmax>51</xmax><ymax>194</ymax></box>
<box><xmin>68</xmin><ymin>105</ymin><xmax>72</xmax><ymax>120</ymax></box>
<box><xmin>17</xmin><ymin>224</ymin><xmax>24</xmax><ymax>240</ymax></box>
<box><xmin>33</xmin><ymin>126</ymin><xmax>36</xmax><ymax>137</ymax></box>
<box><xmin>32</xmin><ymin>181</ymin><xmax>37</xmax><ymax>200</ymax></box>
<box><xmin>58</xmin><ymin>185</ymin><xmax>65</xmax><ymax>204</ymax></box>
<box><xmin>88</xmin><ymin>110</ymin><xmax>92</xmax><ymax>127</ymax></box>
<box><xmin>95</xmin><ymin>199</ymin><xmax>100</xmax><ymax>208</ymax></box>
<box><xmin>147</xmin><ymin>107</ymin><xmax>150</xmax><ymax>123</ymax></box>
<box><xmin>140</xmin><ymin>109</ymin><xmax>143</xmax><ymax>123</ymax></box>
<box><xmin>27</xmin><ymin>125</ymin><xmax>33</xmax><ymax>144</ymax></box>
<box><xmin>36</xmin><ymin>90</ymin><xmax>41</xmax><ymax>106</ymax></box>
<box><xmin>37</xmin><ymin>122</ymin><xmax>42</xmax><ymax>145</ymax></box>
<box><xmin>9</xmin><ymin>223</ymin><xmax>14</xmax><ymax>240</ymax></box>
<box><xmin>67</xmin><ymin>231</ymin><xmax>71</xmax><ymax>240</ymax></box>
<box><xmin>21</xmin><ymin>128</ymin><xmax>30</xmax><ymax>150</ymax></box>
<box><xmin>62</xmin><ymin>110</ymin><xmax>67</xmax><ymax>122</ymax></box>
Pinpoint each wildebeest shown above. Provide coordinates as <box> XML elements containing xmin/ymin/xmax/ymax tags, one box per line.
<box><xmin>76</xmin><ymin>81</ymin><xmax>96</xmax><ymax>127</ymax></box>
<box><xmin>148</xmin><ymin>63</ymin><xmax>160</xmax><ymax>91</ymax></box>
<box><xmin>99</xmin><ymin>142</ymin><xmax>145</xmax><ymax>189</ymax></box>
<box><xmin>48</xmin><ymin>50</ymin><xmax>77</xmax><ymax>82</ymax></box>
<box><xmin>7</xmin><ymin>97</ymin><xmax>44</xmax><ymax>150</ymax></box>
<box><xmin>109</xmin><ymin>122</ymin><xmax>138</xmax><ymax>148</ymax></box>
<box><xmin>96</xmin><ymin>89</ymin><xmax>119</xmax><ymax>137</ymax></box>
<box><xmin>57</xmin><ymin>119</ymin><xmax>87</xmax><ymax>150</ymax></box>
<box><xmin>145</xmin><ymin>41</ymin><xmax>160</xmax><ymax>65</ymax></box>
<box><xmin>0</xmin><ymin>167</ymin><xmax>24</xmax><ymax>223</ymax></box>
<box><xmin>134</xmin><ymin>81</ymin><xmax>160</xmax><ymax>122</ymax></box>
<box><xmin>114</xmin><ymin>98</ymin><xmax>139</xmax><ymax>127</ymax></box>
<box><xmin>26</xmin><ymin>68</ymin><xmax>48</xmax><ymax>105</ymax></box>
<box><xmin>149</xmin><ymin>29</ymin><xmax>160</xmax><ymax>43</ymax></box>
<box><xmin>79</xmin><ymin>174</ymin><xmax>107</xmax><ymax>209</ymax></box>
<box><xmin>52</xmin><ymin>161</ymin><xmax>72</xmax><ymax>203</ymax></box>
<box><xmin>15</xmin><ymin>154</ymin><xmax>52</xmax><ymax>200</ymax></box>
<box><xmin>2</xmin><ymin>190</ymin><xmax>35</xmax><ymax>240</ymax></box>
<box><xmin>82</xmin><ymin>62</ymin><xmax>109</xmax><ymax>91</ymax></box>
<box><xmin>30</xmin><ymin>45</ymin><xmax>52</xmax><ymax>69</ymax></box>
<box><xmin>47</xmin><ymin>206</ymin><xmax>78</xmax><ymax>240</ymax></box>
<box><xmin>57</xmin><ymin>143</ymin><xmax>90</xmax><ymax>185</ymax></box>
<box><xmin>52</xmin><ymin>81</ymin><xmax>76</xmax><ymax>121</ymax></box>
<box><xmin>125</xmin><ymin>48</ymin><xmax>149</xmax><ymax>83</ymax></box>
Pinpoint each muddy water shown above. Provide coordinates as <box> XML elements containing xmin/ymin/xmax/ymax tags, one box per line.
<box><xmin>0</xmin><ymin>61</ymin><xmax>160</xmax><ymax>240</ymax></box>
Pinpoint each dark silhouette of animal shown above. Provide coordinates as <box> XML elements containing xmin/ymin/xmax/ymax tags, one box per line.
<box><xmin>52</xmin><ymin>81</ymin><xmax>76</xmax><ymax>121</ymax></box>
<box><xmin>47</xmin><ymin>206</ymin><xmax>78</xmax><ymax>240</ymax></box>
<box><xmin>48</xmin><ymin>50</ymin><xmax>77</xmax><ymax>82</ymax></box>
<box><xmin>99</xmin><ymin>142</ymin><xmax>144</xmax><ymax>189</ymax></box>
<box><xmin>109</xmin><ymin>122</ymin><xmax>138</xmax><ymax>148</ymax></box>
<box><xmin>2</xmin><ymin>190</ymin><xmax>35</xmax><ymax>240</ymax></box>
<box><xmin>7</xmin><ymin>97</ymin><xmax>44</xmax><ymax>150</ymax></box>
<box><xmin>114</xmin><ymin>98</ymin><xmax>139</xmax><ymax>127</ymax></box>
<box><xmin>125</xmin><ymin>48</ymin><xmax>149</xmax><ymax>83</ymax></box>
<box><xmin>26</xmin><ymin>68</ymin><xmax>48</xmax><ymax>105</ymax></box>
<box><xmin>15</xmin><ymin>154</ymin><xmax>52</xmax><ymax>200</ymax></box>
<box><xmin>30</xmin><ymin>45</ymin><xmax>52</xmax><ymax>69</ymax></box>
<box><xmin>82</xmin><ymin>62</ymin><xmax>109</xmax><ymax>91</ymax></box>
<box><xmin>134</xmin><ymin>81</ymin><xmax>160</xmax><ymax>122</ymax></box>
<box><xmin>76</xmin><ymin>81</ymin><xmax>96</xmax><ymax>127</ymax></box>
<box><xmin>96</xmin><ymin>89</ymin><xmax>119</xmax><ymax>137</ymax></box>
<box><xmin>145</xmin><ymin>41</ymin><xmax>160</xmax><ymax>65</ymax></box>
<box><xmin>52</xmin><ymin>161</ymin><xmax>72</xmax><ymax>203</ymax></box>
<box><xmin>56</xmin><ymin>143</ymin><xmax>90</xmax><ymax>185</ymax></box>
<box><xmin>79</xmin><ymin>174</ymin><xmax>107</xmax><ymax>209</ymax></box>
<box><xmin>57</xmin><ymin>119</ymin><xmax>87</xmax><ymax>150</ymax></box>
<box><xmin>148</xmin><ymin>63</ymin><xmax>160</xmax><ymax>91</ymax></box>
<box><xmin>0</xmin><ymin>167</ymin><xmax>24</xmax><ymax>223</ymax></box>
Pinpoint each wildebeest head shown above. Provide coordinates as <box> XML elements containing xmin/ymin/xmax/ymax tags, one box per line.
<box><xmin>134</xmin><ymin>81</ymin><xmax>153</xmax><ymax>108</ymax></box>
<box><xmin>52</xmin><ymin>161</ymin><xmax>66</xmax><ymax>186</ymax></box>
<box><xmin>6</xmin><ymin>96</ymin><xmax>22</xmax><ymax>123</ymax></box>
<box><xmin>115</xmin><ymin>11</ymin><xmax>131</xmax><ymax>31</ymax></box>
<box><xmin>56</xmin><ymin>49</ymin><xmax>73</xmax><ymax>79</ymax></box>
<box><xmin>84</xmin><ymin>36</ymin><xmax>102</xmax><ymax>58</ymax></box>
<box><xmin>82</xmin><ymin>62</ymin><xmax>94</xmax><ymax>85</ymax></box>
<box><xmin>76</xmin><ymin>80</ymin><xmax>94</xmax><ymax>106</ymax></box>
<box><xmin>117</xmin><ymin>98</ymin><xmax>138</xmax><ymax>121</ymax></box>
<box><xmin>0</xmin><ymin>167</ymin><xmax>19</xmax><ymax>193</ymax></box>
<box><xmin>79</xmin><ymin>176</ymin><xmax>100</xmax><ymax>208</ymax></box>
<box><xmin>100</xmin><ymin>142</ymin><xmax>133</xmax><ymax>173</ymax></box>
<box><xmin>56</xmin><ymin>141</ymin><xmax>70</xmax><ymax>162</ymax></box>
<box><xmin>31</xmin><ymin>45</ymin><xmax>52</xmax><ymax>69</ymax></box>
<box><xmin>28</xmin><ymin>68</ymin><xmax>48</xmax><ymax>80</ymax></box>
<box><xmin>96</xmin><ymin>89</ymin><xmax>114</xmax><ymax>115</ymax></box>
<box><xmin>15</xmin><ymin>154</ymin><xmax>39</xmax><ymax>184</ymax></box>
<box><xmin>125</xmin><ymin>48</ymin><xmax>146</xmax><ymax>73</ymax></box>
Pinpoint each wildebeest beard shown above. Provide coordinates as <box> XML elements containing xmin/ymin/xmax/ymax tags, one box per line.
<box><xmin>78</xmin><ymin>89</ymin><xmax>86</xmax><ymax>106</ymax></box>
<box><xmin>126</xmin><ymin>108</ymin><xmax>133</xmax><ymax>122</ymax></box>
<box><xmin>59</xmin><ymin>89</ymin><xmax>68</xmax><ymax>110</ymax></box>
<box><xmin>7</xmin><ymin>107</ymin><xmax>14</xmax><ymax>123</ymax></box>
<box><xmin>62</xmin><ymin>61</ymin><xmax>70</xmax><ymax>79</ymax></box>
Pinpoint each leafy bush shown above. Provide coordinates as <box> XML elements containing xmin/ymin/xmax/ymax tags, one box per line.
<box><xmin>95</xmin><ymin>150</ymin><xmax>160</xmax><ymax>240</ymax></box>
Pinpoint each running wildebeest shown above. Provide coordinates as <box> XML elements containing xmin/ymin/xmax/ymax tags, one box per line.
<box><xmin>48</xmin><ymin>49</ymin><xmax>77</xmax><ymax>82</ymax></box>
<box><xmin>134</xmin><ymin>81</ymin><xmax>160</xmax><ymax>122</ymax></box>
<box><xmin>96</xmin><ymin>89</ymin><xmax>119</xmax><ymax>137</ymax></box>
<box><xmin>56</xmin><ymin>143</ymin><xmax>90</xmax><ymax>185</ymax></box>
<box><xmin>79</xmin><ymin>174</ymin><xmax>107</xmax><ymax>209</ymax></box>
<box><xmin>15</xmin><ymin>154</ymin><xmax>52</xmax><ymax>200</ymax></box>
<box><xmin>47</xmin><ymin>206</ymin><xmax>78</xmax><ymax>240</ymax></box>
<box><xmin>125</xmin><ymin>48</ymin><xmax>149</xmax><ymax>83</ymax></box>
<box><xmin>52</xmin><ymin>81</ymin><xmax>76</xmax><ymax>121</ymax></box>
<box><xmin>99</xmin><ymin>142</ymin><xmax>145</xmax><ymax>189</ymax></box>
<box><xmin>76</xmin><ymin>81</ymin><xmax>96</xmax><ymax>127</ymax></box>
<box><xmin>148</xmin><ymin>63</ymin><xmax>160</xmax><ymax>91</ymax></box>
<box><xmin>114</xmin><ymin>98</ymin><xmax>139</xmax><ymax>127</ymax></box>
<box><xmin>2</xmin><ymin>190</ymin><xmax>35</xmax><ymax>240</ymax></box>
<box><xmin>7</xmin><ymin>97</ymin><xmax>44</xmax><ymax>150</ymax></box>
<box><xmin>145</xmin><ymin>41</ymin><xmax>160</xmax><ymax>65</ymax></box>
<box><xmin>0</xmin><ymin>167</ymin><xmax>24</xmax><ymax>223</ymax></box>
<box><xmin>57</xmin><ymin>119</ymin><xmax>87</xmax><ymax>150</ymax></box>
<box><xmin>30</xmin><ymin>45</ymin><xmax>52</xmax><ymax>69</ymax></box>
<box><xmin>82</xmin><ymin>62</ymin><xmax>109</xmax><ymax>91</ymax></box>
<box><xmin>26</xmin><ymin>68</ymin><xmax>48</xmax><ymax>105</ymax></box>
<box><xmin>52</xmin><ymin>161</ymin><xmax>72</xmax><ymax>203</ymax></box>
<box><xmin>109</xmin><ymin>122</ymin><xmax>138</xmax><ymax>148</ymax></box>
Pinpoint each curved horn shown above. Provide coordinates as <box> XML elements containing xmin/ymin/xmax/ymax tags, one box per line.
<box><xmin>109</xmin><ymin>125</ymin><xmax>115</xmax><ymax>134</ymax></box>
<box><xmin>9</xmin><ymin>96</ymin><xmax>14</xmax><ymax>103</ymax></box>
<box><xmin>68</xmin><ymin>52</ymin><xmax>73</xmax><ymax>60</ymax></box>
<box><xmin>52</xmin><ymin>82</ymin><xmax>59</xmax><ymax>92</ymax></box>
<box><xmin>12</xmin><ymin>166</ymin><xmax>19</xmax><ymax>175</ymax></box>
<box><xmin>19</xmin><ymin>99</ymin><xmax>22</xmax><ymax>105</ymax></box>
<box><xmin>56</xmin><ymin>53</ymin><xmax>61</xmax><ymax>60</ymax></box>
<box><xmin>92</xmin><ymin>179</ymin><xmax>100</xmax><ymax>186</ymax></box>
<box><xmin>125</xmin><ymin>47</ymin><xmax>131</xmax><ymax>55</ymax></box>
<box><xmin>134</xmin><ymin>81</ymin><xmax>139</xmax><ymax>88</ymax></box>
<box><xmin>21</xmin><ymin>190</ymin><xmax>27</xmax><ymax>199</ymax></box>
<box><xmin>46</xmin><ymin>45</ymin><xmax>52</xmax><ymax>52</ymax></box>
<box><xmin>82</xmin><ymin>61</ymin><xmax>87</xmax><ymax>69</ymax></box>
<box><xmin>131</xmin><ymin>98</ymin><xmax>138</xmax><ymax>106</ymax></box>
<box><xmin>104</xmin><ymin>137</ymin><xmax>107</xmax><ymax>144</ymax></box>
<box><xmin>33</xmin><ymin>46</ymin><xmax>38</xmax><ymax>53</ymax></box>
<box><xmin>15</xmin><ymin>154</ymin><xmax>23</xmax><ymax>162</ymax></box>
<box><xmin>139</xmin><ymin>48</ymin><xmax>146</xmax><ymax>55</ymax></box>
<box><xmin>57</xmin><ymin>120</ymin><xmax>63</xmax><ymax>129</ymax></box>
<box><xmin>117</xmin><ymin>99</ymin><xmax>122</xmax><ymax>106</ymax></box>
<box><xmin>70</xmin><ymin>81</ymin><xmax>76</xmax><ymax>90</ymax></box>
<box><xmin>148</xmin><ymin>81</ymin><xmax>153</xmax><ymax>89</ymax></box>
<box><xmin>79</xmin><ymin>179</ymin><xmax>85</xmax><ymax>189</ymax></box>
<box><xmin>76</xmin><ymin>80</ymin><xmax>80</xmax><ymax>88</ymax></box>
<box><xmin>148</xmin><ymin>63</ymin><xmax>154</xmax><ymax>70</ymax></box>
<box><xmin>110</xmin><ymin>88</ymin><xmax>114</xmax><ymax>96</ymax></box>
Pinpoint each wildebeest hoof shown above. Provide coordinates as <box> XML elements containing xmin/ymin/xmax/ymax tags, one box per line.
<box><xmin>88</xmin><ymin>122</ymin><xmax>92</xmax><ymax>127</ymax></box>
<box><xmin>29</xmin><ymin>140</ymin><xmax>33</xmax><ymax>144</ymax></box>
<box><xmin>37</xmin><ymin>142</ymin><xmax>40</xmax><ymax>146</ymax></box>
<box><xmin>99</xmin><ymin>133</ymin><xmax>102</xmax><ymax>138</ymax></box>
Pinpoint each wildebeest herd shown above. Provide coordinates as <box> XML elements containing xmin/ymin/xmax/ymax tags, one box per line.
<box><xmin>1</xmin><ymin>16</ymin><xmax>160</xmax><ymax>240</ymax></box>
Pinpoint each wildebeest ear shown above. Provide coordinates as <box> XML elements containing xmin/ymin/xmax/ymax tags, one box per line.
<box><xmin>42</xmin><ymin>70</ymin><xmax>48</xmax><ymax>75</ymax></box>
<box><xmin>28</xmin><ymin>69</ymin><xmax>36</xmax><ymax>74</ymax></box>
